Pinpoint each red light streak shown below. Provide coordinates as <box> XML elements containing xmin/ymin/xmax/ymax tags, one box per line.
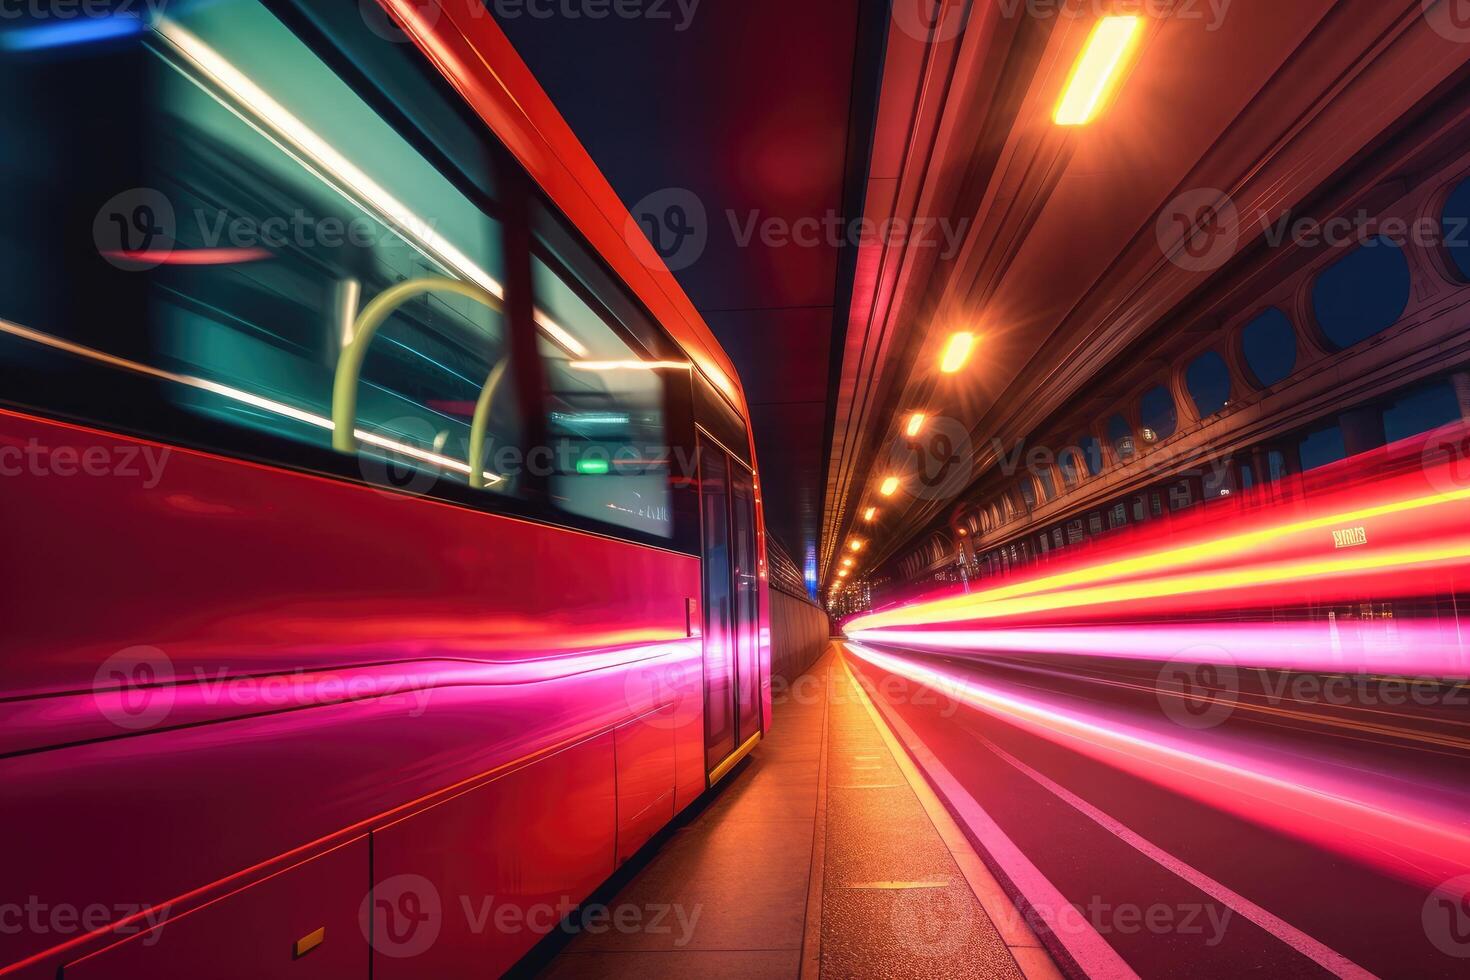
<box><xmin>101</xmin><ymin>248</ymin><xmax>275</xmax><ymax>265</ymax></box>
<box><xmin>847</xmin><ymin>427</ymin><xmax>1470</xmax><ymax>675</ymax></box>
<box><xmin>846</xmin><ymin>644</ymin><xmax>1470</xmax><ymax>889</ymax></box>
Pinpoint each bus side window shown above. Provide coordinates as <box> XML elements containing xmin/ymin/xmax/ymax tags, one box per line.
<box><xmin>530</xmin><ymin>248</ymin><xmax>674</xmax><ymax>539</ymax></box>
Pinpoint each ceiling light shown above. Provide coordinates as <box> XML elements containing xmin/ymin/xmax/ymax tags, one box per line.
<box><xmin>940</xmin><ymin>332</ymin><xmax>975</xmax><ymax>374</ymax></box>
<box><xmin>849</xmin><ymin>540</ymin><xmax>864</xmax><ymax>552</ymax></box>
<box><xmin>905</xmin><ymin>413</ymin><xmax>927</xmax><ymax>437</ymax></box>
<box><xmin>838</xmin><ymin>570</ymin><xmax>849</xmax><ymax>578</ymax></box>
<box><xmin>880</xmin><ymin>476</ymin><xmax>900</xmax><ymax>497</ymax></box>
<box><xmin>864</xmin><ymin>506</ymin><xmax>877</xmax><ymax>521</ymax></box>
<box><xmin>842</xmin><ymin>558</ymin><xmax>854</xmax><ymax>567</ymax></box>
<box><xmin>1053</xmin><ymin>16</ymin><xmax>1143</xmax><ymax>127</ymax></box>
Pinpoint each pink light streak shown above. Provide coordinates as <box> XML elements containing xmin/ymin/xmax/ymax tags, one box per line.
<box><xmin>849</xmin><ymin>619</ymin><xmax>1470</xmax><ymax>677</ymax></box>
<box><xmin>846</xmin><ymin>643</ymin><xmax>1470</xmax><ymax>889</ymax></box>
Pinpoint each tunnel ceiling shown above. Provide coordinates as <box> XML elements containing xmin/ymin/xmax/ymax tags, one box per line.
<box><xmin>493</xmin><ymin>0</ymin><xmax>889</xmax><ymax>575</ymax></box>
<box><xmin>820</xmin><ymin>0</ymin><xmax>1470</xmax><ymax>594</ymax></box>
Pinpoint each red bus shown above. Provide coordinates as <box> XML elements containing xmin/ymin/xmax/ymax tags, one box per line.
<box><xmin>0</xmin><ymin>1</ymin><xmax>769</xmax><ymax>975</ymax></box>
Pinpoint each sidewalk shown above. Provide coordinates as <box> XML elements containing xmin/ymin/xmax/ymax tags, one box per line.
<box><xmin>536</xmin><ymin>646</ymin><xmax>1059</xmax><ymax>978</ymax></box>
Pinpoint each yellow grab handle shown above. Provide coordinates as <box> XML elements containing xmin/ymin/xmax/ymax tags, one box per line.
<box><xmin>332</xmin><ymin>278</ymin><xmax>508</xmax><ymax>482</ymax></box>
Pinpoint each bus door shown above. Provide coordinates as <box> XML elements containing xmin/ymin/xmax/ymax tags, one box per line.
<box><xmin>698</xmin><ymin>434</ymin><xmax>761</xmax><ymax>777</ymax></box>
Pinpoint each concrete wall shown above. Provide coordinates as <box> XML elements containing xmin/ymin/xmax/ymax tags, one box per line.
<box><xmin>769</xmin><ymin>585</ymin><xmax>831</xmax><ymax>685</ymax></box>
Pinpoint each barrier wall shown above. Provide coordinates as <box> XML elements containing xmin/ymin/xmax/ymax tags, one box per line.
<box><xmin>768</xmin><ymin>584</ymin><xmax>831</xmax><ymax>685</ymax></box>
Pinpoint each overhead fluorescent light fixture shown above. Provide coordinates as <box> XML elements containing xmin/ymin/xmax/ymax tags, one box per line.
<box><xmin>1054</xmin><ymin>16</ymin><xmax>1143</xmax><ymax>126</ymax></box>
<box><xmin>940</xmin><ymin>332</ymin><xmax>976</xmax><ymax>374</ymax></box>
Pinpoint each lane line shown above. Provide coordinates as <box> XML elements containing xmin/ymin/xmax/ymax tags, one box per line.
<box><xmin>978</xmin><ymin>735</ymin><xmax>1378</xmax><ymax>980</ymax></box>
<box><xmin>845</xmin><ymin>655</ymin><xmax>1137</xmax><ymax>980</ymax></box>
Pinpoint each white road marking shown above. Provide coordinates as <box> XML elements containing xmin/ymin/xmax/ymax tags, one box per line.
<box><xmin>979</xmin><ymin>736</ymin><xmax>1378</xmax><ymax>980</ymax></box>
<box><xmin>856</xmin><ymin>670</ymin><xmax>1141</xmax><ymax>980</ymax></box>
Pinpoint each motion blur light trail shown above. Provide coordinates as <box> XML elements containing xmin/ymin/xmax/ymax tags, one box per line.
<box><xmin>845</xmin><ymin>643</ymin><xmax>1470</xmax><ymax>890</ymax></box>
<box><xmin>846</xmin><ymin>486</ymin><xmax>1470</xmax><ymax>630</ymax></box>
<box><xmin>850</xmin><ymin>621</ymin><xmax>1470</xmax><ymax>676</ymax></box>
<box><xmin>841</xmin><ymin>428</ymin><xmax>1470</xmax><ymax>975</ymax></box>
<box><xmin>847</xmin><ymin>425</ymin><xmax>1470</xmax><ymax>675</ymax></box>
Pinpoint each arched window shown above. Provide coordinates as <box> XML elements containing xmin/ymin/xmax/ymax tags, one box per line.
<box><xmin>1312</xmin><ymin>236</ymin><xmax>1411</xmax><ymax>350</ymax></box>
<box><xmin>1077</xmin><ymin>434</ymin><xmax>1103</xmax><ymax>475</ymax></box>
<box><xmin>1059</xmin><ymin>449</ymin><xmax>1081</xmax><ymax>487</ymax></box>
<box><xmin>1019</xmin><ymin>479</ymin><xmax>1037</xmax><ymax>509</ymax></box>
<box><xmin>1138</xmin><ymin>386</ymin><xmax>1178</xmax><ymax>443</ymax></box>
<box><xmin>1185</xmin><ymin>350</ymin><xmax>1231</xmax><ymax>418</ymax></box>
<box><xmin>1441</xmin><ymin>176</ymin><xmax>1470</xmax><ymax>281</ymax></box>
<box><xmin>1241</xmin><ymin>308</ymin><xmax>1297</xmax><ymax>388</ymax></box>
<box><xmin>1106</xmin><ymin>415</ymin><xmax>1135</xmax><ymax>462</ymax></box>
<box><xmin>1036</xmin><ymin>466</ymin><xmax>1057</xmax><ymax>501</ymax></box>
